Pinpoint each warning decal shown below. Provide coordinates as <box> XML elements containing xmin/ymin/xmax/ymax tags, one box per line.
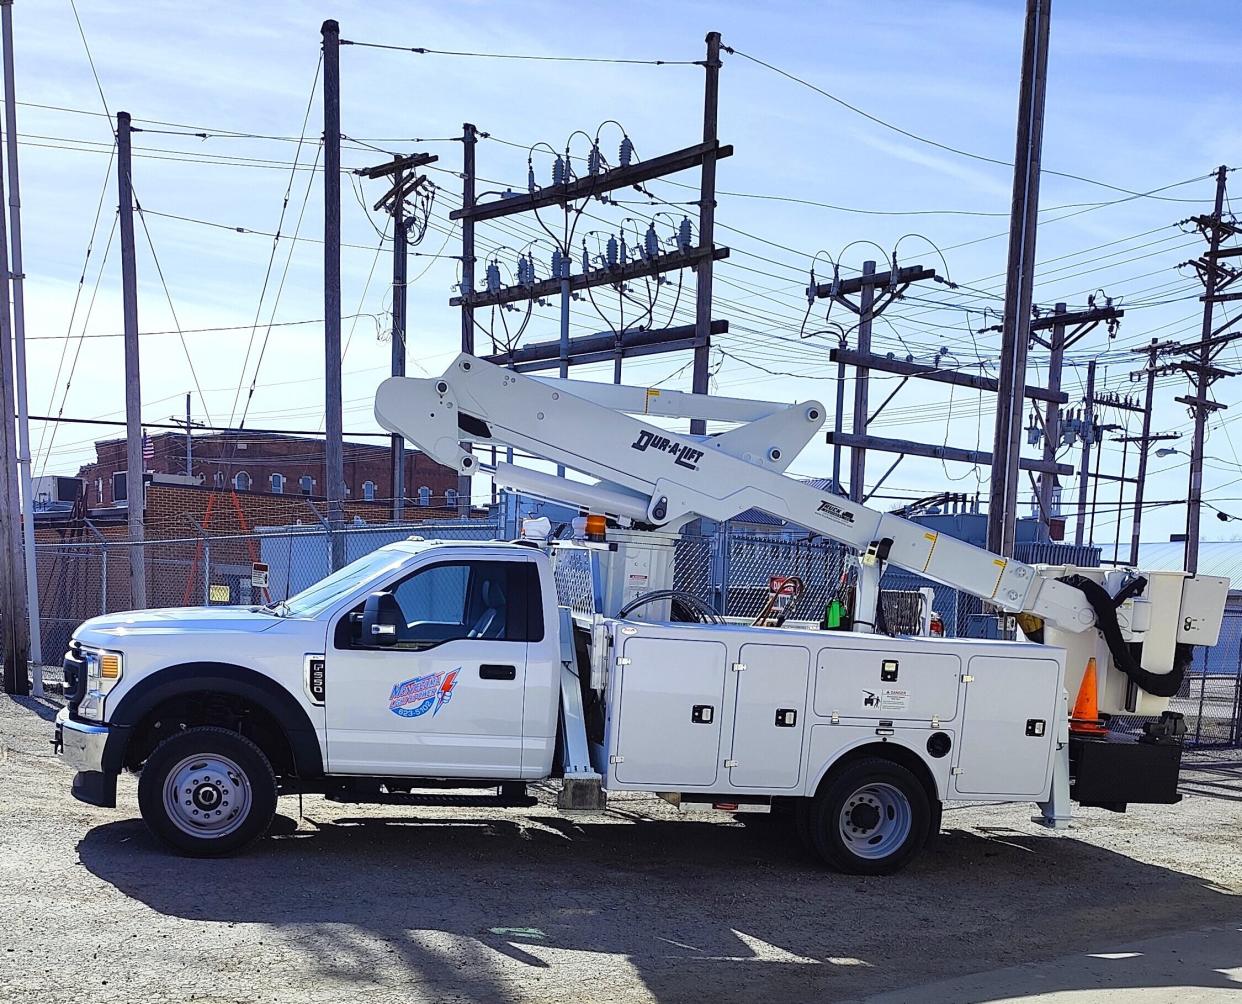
<box><xmin>862</xmin><ymin>688</ymin><xmax>910</xmax><ymax>712</ymax></box>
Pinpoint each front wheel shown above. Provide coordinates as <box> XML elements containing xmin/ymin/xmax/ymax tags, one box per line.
<box><xmin>808</xmin><ymin>756</ymin><xmax>931</xmax><ymax>875</ymax></box>
<box><xmin>137</xmin><ymin>726</ymin><xmax>277</xmax><ymax>857</ymax></box>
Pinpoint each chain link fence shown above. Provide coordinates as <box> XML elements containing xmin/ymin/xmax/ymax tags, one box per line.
<box><xmin>34</xmin><ymin>519</ymin><xmax>503</xmax><ymax>661</ymax></box>
<box><xmin>26</xmin><ymin>515</ymin><xmax>1242</xmax><ymax>748</ymax></box>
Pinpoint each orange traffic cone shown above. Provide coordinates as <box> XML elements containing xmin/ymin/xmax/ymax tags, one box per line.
<box><xmin>1070</xmin><ymin>657</ymin><xmax>1109</xmax><ymax>736</ymax></box>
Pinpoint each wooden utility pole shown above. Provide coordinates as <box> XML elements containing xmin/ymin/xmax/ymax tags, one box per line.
<box><xmin>1123</xmin><ymin>339</ymin><xmax>1179</xmax><ymax>565</ymax></box>
<box><xmin>987</xmin><ymin>0</ymin><xmax>1051</xmax><ymax>558</ymax></box>
<box><xmin>0</xmin><ymin>74</ymin><xmax>25</xmax><ymax>693</ymax></box>
<box><xmin>458</xmin><ymin>122</ymin><xmax>477</xmax><ymax>516</ymax></box>
<box><xmin>1035</xmin><ymin>304</ymin><xmax>1067</xmax><ymax>540</ymax></box>
<box><xmin>1143</xmin><ymin>169</ymin><xmax>1240</xmax><ymax>570</ymax></box>
<box><xmin>831</xmin><ymin>333</ymin><xmax>847</xmax><ymax>494</ymax></box>
<box><xmin>816</xmin><ymin>263</ymin><xmax>939</xmax><ymax>500</ymax></box>
<box><xmin>184</xmin><ymin>393</ymin><xmax>192</xmax><ymax>477</ymax></box>
<box><xmin>848</xmin><ymin>261</ymin><xmax>877</xmax><ymax>503</ymax></box>
<box><xmin>1074</xmin><ymin>359</ymin><xmax>1096</xmax><ymax>547</ymax></box>
<box><xmin>356</xmin><ymin>151</ymin><xmax>438</xmax><ymax>519</ymax></box>
<box><xmin>690</xmin><ymin>30</ymin><xmax>722</xmax><ymax>437</ymax></box>
<box><xmin>1026</xmin><ymin>302</ymin><xmax>1124</xmax><ymax>541</ymax></box>
<box><xmin>321</xmin><ymin>20</ymin><xmax>344</xmax><ymax>568</ymax></box>
<box><xmin>1183</xmin><ymin>165</ymin><xmax>1230</xmax><ymax>574</ymax></box>
<box><xmin>1</xmin><ymin>0</ymin><xmax>38</xmax><ymax>679</ymax></box>
<box><xmin>117</xmin><ymin>111</ymin><xmax>146</xmax><ymax>608</ymax></box>
<box><xmin>390</xmin><ymin>162</ymin><xmax>408</xmax><ymax>519</ymax></box>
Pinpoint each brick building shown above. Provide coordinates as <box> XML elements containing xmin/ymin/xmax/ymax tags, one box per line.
<box><xmin>76</xmin><ymin>430</ymin><xmax>458</xmax><ymax>509</ymax></box>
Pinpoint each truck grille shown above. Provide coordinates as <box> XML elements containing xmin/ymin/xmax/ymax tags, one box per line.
<box><xmin>63</xmin><ymin>643</ymin><xmax>86</xmax><ymax>714</ymax></box>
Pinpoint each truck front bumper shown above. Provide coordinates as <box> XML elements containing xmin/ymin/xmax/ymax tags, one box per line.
<box><xmin>54</xmin><ymin>706</ymin><xmax>118</xmax><ymax>808</ymax></box>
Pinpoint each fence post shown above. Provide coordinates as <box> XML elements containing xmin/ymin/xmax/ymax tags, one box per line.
<box><xmin>714</xmin><ymin>524</ymin><xmax>730</xmax><ymax>616</ymax></box>
<box><xmin>203</xmin><ymin>539</ymin><xmax>210</xmax><ymax>605</ymax></box>
<box><xmin>1233</xmin><ymin>616</ymin><xmax>1242</xmax><ymax>746</ymax></box>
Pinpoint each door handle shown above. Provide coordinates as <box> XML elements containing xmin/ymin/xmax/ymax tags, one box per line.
<box><xmin>480</xmin><ymin>664</ymin><xmax>517</xmax><ymax>681</ymax></box>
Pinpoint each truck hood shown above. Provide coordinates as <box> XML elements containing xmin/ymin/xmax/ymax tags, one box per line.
<box><xmin>73</xmin><ymin>606</ymin><xmax>289</xmax><ymax>645</ymax></box>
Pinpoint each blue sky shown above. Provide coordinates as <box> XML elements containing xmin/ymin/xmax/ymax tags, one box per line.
<box><xmin>11</xmin><ymin>0</ymin><xmax>1242</xmax><ymax>547</ymax></box>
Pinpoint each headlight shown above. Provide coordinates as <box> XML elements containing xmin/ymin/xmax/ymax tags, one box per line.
<box><xmin>79</xmin><ymin>647</ymin><xmax>123</xmax><ymax>720</ymax></box>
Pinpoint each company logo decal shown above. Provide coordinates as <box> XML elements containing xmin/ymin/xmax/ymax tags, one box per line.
<box><xmin>389</xmin><ymin>669</ymin><xmax>460</xmax><ymax>718</ymax></box>
<box><xmin>630</xmin><ymin>429</ymin><xmax>703</xmax><ymax>470</ymax></box>
<box><xmin>817</xmin><ymin>498</ymin><xmax>856</xmax><ymax>524</ymax></box>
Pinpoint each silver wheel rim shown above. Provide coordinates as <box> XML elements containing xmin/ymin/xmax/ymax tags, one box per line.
<box><xmin>162</xmin><ymin>752</ymin><xmax>252</xmax><ymax>839</ymax></box>
<box><xmin>838</xmin><ymin>782</ymin><xmax>912</xmax><ymax>860</ymax></box>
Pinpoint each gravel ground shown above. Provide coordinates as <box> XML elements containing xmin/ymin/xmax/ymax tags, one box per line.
<box><xmin>2</xmin><ymin>693</ymin><xmax>1240</xmax><ymax>1004</ymax></box>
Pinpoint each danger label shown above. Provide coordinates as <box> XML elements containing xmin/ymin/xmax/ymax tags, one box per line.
<box><xmin>863</xmin><ymin>688</ymin><xmax>910</xmax><ymax>712</ymax></box>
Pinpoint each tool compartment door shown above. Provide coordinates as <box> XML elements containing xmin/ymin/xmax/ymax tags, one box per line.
<box><xmin>813</xmin><ymin>645</ymin><xmax>961</xmax><ymax>723</ymax></box>
<box><xmin>953</xmin><ymin>654</ymin><xmax>1061</xmax><ymax>797</ymax></box>
<box><xmin>729</xmin><ymin>643</ymin><xmax>810</xmax><ymax>789</ymax></box>
<box><xmin>612</xmin><ymin>637</ymin><xmax>727</xmax><ymax>787</ymax></box>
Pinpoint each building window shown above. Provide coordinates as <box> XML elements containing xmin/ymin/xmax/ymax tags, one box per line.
<box><xmin>270</xmin><ymin>473</ymin><xmax>284</xmax><ymax>494</ymax></box>
<box><xmin>213</xmin><ymin>471</ymin><xmax>225</xmax><ymax>488</ymax></box>
<box><xmin>445</xmin><ymin>487</ymin><xmax>458</xmax><ymax>508</ymax></box>
<box><xmin>234</xmin><ymin>471</ymin><xmax>251</xmax><ymax>492</ymax></box>
<box><xmin>299</xmin><ymin>475</ymin><xmax>314</xmax><ymax>496</ymax></box>
<box><xmin>112</xmin><ymin>471</ymin><xmax>127</xmax><ymax>503</ymax></box>
<box><xmin>418</xmin><ymin>486</ymin><xmax>431</xmax><ymax>506</ymax></box>
<box><xmin>95</xmin><ymin>477</ymin><xmax>102</xmax><ymax>504</ymax></box>
<box><xmin>363</xmin><ymin>480</ymin><xmax>376</xmax><ymax>502</ymax></box>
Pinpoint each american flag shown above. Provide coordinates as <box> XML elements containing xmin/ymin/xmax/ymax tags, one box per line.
<box><xmin>143</xmin><ymin>433</ymin><xmax>154</xmax><ymax>462</ymax></box>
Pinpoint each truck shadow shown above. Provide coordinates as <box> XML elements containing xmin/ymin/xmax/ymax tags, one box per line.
<box><xmin>76</xmin><ymin>808</ymin><xmax>1241</xmax><ymax>1003</ymax></box>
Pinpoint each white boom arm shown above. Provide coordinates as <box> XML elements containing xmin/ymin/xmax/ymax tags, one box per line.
<box><xmin>375</xmin><ymin>354</ymin><xmax>1096</xmax><ymax>635</ymax></box>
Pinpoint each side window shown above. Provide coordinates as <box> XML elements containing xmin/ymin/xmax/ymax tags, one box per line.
<box><xmin>393</xmin><ymin>563</ymin><xmax>468</xmax><ymax>631</ymax></box>
<box><xmin>339</xmin><ymin>560</ymin><xmax>543</xmax><ymax>650</ymax></box>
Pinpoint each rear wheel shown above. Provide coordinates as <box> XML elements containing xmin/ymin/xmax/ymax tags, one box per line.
<box><xmin>808</xmin><ymin>756</ymin><xmax>930</xmax><ymax>875</ymax></box>
<box><xmin>138</xmin><ymin>726</ymin><xmax>277</xmax><ymax>857</ymax></box>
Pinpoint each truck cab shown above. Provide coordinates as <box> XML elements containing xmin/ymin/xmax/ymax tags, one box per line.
<box><xmin>56</xmin><ymin>538</ymin><xmax>562</xmax><ymax>856</ymax></box>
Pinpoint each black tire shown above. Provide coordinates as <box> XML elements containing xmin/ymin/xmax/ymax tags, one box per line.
<box><xmin>808</xmin><ymin>756</ymin><xmax>931</xmax><ymax>875</ymax></box>
<box><xmin>137</xmin><ymin>726</ymin><xmax>277</xmax><ymax>857</ymax></box>
<box><xmin>927</xmin><ymin>798</ymin><xmax>944</xmax><ymax>846</ymax></box>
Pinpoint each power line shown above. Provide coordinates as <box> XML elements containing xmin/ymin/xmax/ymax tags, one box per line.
<box><xmin>133</xmin><ymin>200</ymin><xmax>215</xmax><ymax>425</ymax></box>
<box><xmin>228</xmin><ymin>53</ymin><xmax>322</xmax><ymax>433</ymax></box>
<box><xmin>34</xmin><ymin>141</ymin><xmax>115</xmax><ymax>465</ymax></box>
<box><xmin>24</xmin><ymin>313</ymin><xmax>382</xmax><ymax>342</ymax></box>
<box><xmin>31</xmin><ymin>413</ymin><xmax>393</xmax><ymax>438</ymax></box>
<box><xmin>723</xmin><ymin>42</ymin><xmax>1215</xmax><ymax>204</ymax></box>
<box><xmin>67</xmin><ymin>0</ymin><xmax>111</xmax><ymax>122</ymax></box>
<box><xmin>35</xmin><ymin>215</ymin><xmax>118</xmax><ymax>482</ymax></box>
<box><xmin>138</xmin><ymin>206</ymin><xmax>455</xmax><ymax>254</ymax></box>
<box><xmin>237</xmin><ymin>141</ymin><xmax>323</xmax><ymax>431</ymax></box>
<box><xmin>339</xmin><ymin>39</ymin><xmax>699</xmax><ymax>65</ymax></box>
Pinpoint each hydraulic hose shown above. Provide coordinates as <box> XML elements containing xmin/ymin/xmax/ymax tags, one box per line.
<box><xmin>1058</xmin><ymin>574</ymin><xmax>1193</xmax><ymax>699</ymax></box>
<box><xmin>616</xmin><ymin>589</ymin><xmax>726</xmax><ymax>626</ymax></box>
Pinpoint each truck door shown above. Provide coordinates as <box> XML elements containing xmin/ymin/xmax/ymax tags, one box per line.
<box><xmin>324</xmin><ymin>558</ymin><xmax>542</xmax><ymax>777</ymax></box>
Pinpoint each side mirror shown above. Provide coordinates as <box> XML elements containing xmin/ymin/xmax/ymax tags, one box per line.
<box><xmin>361</xmin><ymin>592</ymin><xmax>402</xmax><ymax>648</ymax></box>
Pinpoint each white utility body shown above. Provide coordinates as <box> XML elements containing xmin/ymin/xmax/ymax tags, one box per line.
<box><xmin>54</xmin><ymin>354</ymin><xmax>1228</xmax><ymax>874</ymax></box>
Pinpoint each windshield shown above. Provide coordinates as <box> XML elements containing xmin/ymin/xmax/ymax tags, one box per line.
<box><xmin>279</xmin><ymin>547</ymin><xmax>413</xmax><ymax>618</ymax></box>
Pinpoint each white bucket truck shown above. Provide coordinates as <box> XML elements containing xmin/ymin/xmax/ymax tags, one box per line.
<box><xmin>55</xmin><ymin>355</ymin><xmax>1227</xmax><ymax>873</ymax></box>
